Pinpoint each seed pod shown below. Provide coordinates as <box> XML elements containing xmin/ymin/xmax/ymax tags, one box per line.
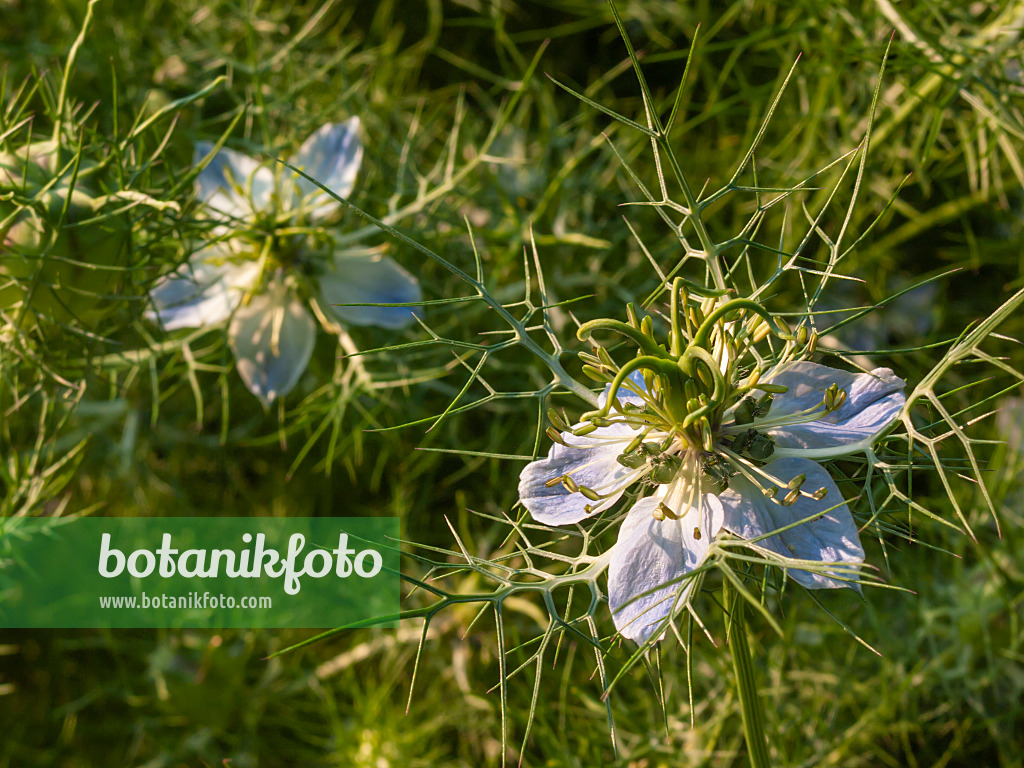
<box><xmin>746</xmin><ymin>433</ymin><xmax>775</xmax><ymax>461</ymax></box>
<box><xmin>650</xmin><ymin>462</ymin><xmax>677</xmax><ymax>484</ymax></box>
<box><xmin>617</xmin><ymin>452</ymin><xmax>648</xmax><ymax>469</ymax></box>
<box><xmin>733</xmin><ymin>397</ymin><xmax>756</xmax><ymax>425</ymax></box>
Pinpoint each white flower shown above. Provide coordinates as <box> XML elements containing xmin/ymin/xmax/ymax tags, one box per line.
<box><xmin>146</xmin><ymin>118</ymin><xmax>421</xmax><ymax>405</ymax></box>
<box><xmin>518</xmin><ymin>361</ymin><xmax>905</xmax><ymax>643</ymax></box>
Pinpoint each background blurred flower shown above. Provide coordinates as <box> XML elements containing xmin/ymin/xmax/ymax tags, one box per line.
<box><xmin>146</xmin><ymin>119</ymin><xmax>421</xmax><ymax>405</ymax></box>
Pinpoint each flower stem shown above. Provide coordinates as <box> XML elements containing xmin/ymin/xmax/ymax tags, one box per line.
<box><xmin>726</xmin><ymin>585</ymin><xmax>772</xmax><ymax>768</ymax></box>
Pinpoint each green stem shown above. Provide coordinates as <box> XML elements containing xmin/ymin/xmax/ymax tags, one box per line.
<box><xmin>726</xmin><ymin>585</ymin><xmax>771</xmax><ymax>768</ymax></box>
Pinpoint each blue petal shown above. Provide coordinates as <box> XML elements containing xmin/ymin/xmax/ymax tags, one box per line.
<box><xmin>598</xmin><ymin>369</ymin><xmax>650</xmax><ymax>410</ymax></box>
<box><xmin>228</xmin><ymin>282</ymin><xmax>317</xmax><ymax>406</ymax></box>
<box><xmin>719</xmin><ymin>457</ymin><xmax>864</xmax><ymax>590</ymax></box>
<box><xmin>757</xmin><ymin>362</ymin><xmax>905</xmax><ymax>454</ymax></box>
<box><xmin>608</xmin><ymin>491</ymin><xmax>722</xmax><ymax>643</ymax></box>
<box><xmin>518</xmin><ymin>423</ymin><xmax>643</xmax><ymax>525</ymax></box>
<box><xmin>147</xmin><ymin>249</ymin><xmax>260</xmax><ymax>331</ymax></box>
<box><xmin>318</xmin><ymin>251</ymin><xmax>421</xmax><ymax>329</ymax></box>
<box><xmin>193</xmin><ymin>142</ymin><xmax>273</xmax><ymax>219</ymax></box>
<box><xmin>290</xmin><ymin>118</ymin><xmax>363</xmax><ymax>219</ymax></box>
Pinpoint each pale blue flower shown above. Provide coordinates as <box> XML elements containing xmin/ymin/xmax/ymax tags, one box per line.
<box><xmin>146</xmin><ymin>118</ymin><xmax>421</xmax><ymax>405</ymax></box>
<box><xmin>518</xmin><ymin>362</ymin><xmax>905</xmax><ymax>643</ymax></box>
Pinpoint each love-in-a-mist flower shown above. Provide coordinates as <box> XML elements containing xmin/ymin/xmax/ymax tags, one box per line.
<box><xmin>518</xmin><ymin>284</ymin><xmax>905</xmax><ymax>643</ymax></box>
<box><xmin>146</xmin><ymin>118</ymin><xmax>421</xmax><ymax>405</ymax></box>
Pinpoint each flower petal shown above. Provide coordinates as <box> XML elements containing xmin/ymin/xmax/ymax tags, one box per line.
<box><xmin>146</xmin><ymin>248</ymin><xmax>261</xmax><ymax>331</ymax></box>
<box><xmin>290</xmin><ymin>118</ymin><xmax>363</xmax><ymax>219</ymax></box>
<box><xmin>319</xmin><ymin>251</ymin><xmax>421</xmax><ymax>329</ymax></box>
<box><xmin>608</xmin><ymin>490</ymin><xmax>723</xmax><ymax>643</ymax></box>
<box><xmin>518</xmin><ymin>423</ymin><xmax>643</xmax><ymax>525</ymax></box>
<box><xmin>719</xmin><ymin>457</ymin><xmax>864</xmax><ymax>590</ymax></box>
<box><xmin>194</xmin><ymin>142</ymin><xmax>274</xmax><ymax>219</ymax></box>
<box><xmin>598</xmin><ymin>369</ymin><xmax>649</xmax><ymax>410</ymax></box>
<box><xmin>760</xmin><ymin>361</ymin><xmax>905</xmax><ymax>457</ymax></box>
<box><xmin>228</xmin><ymin>282</ymin><xmax>317</xmax><ymax>406</ymax></box>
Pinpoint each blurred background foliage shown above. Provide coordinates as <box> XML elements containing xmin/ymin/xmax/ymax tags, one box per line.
<box><xmin>1</xmin><ymin>0</ymin><xmax>1023</xmax><ymax>765</ymax></box>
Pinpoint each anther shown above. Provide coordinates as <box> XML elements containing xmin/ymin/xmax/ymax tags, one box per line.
<box><xmin>658</xmin><ymin>502</ymin><xmax>681</xmax><ymax>520</ymax></box>
<box><xmin>786</xmin><ymin>474</ymin><xmax>806</xmax><ymax>490</ymax></box>
<box><xmin>624</xmin><ymin>432</ymin><xmax>646</xmax><ymax>454</ymax></box>
<box><xmin>812</xmin><ymin>487</ymin><xmax>828</xmax><ymax>501</ymax></box>
<box><xmin>578</xmin><ymin>485</ymin><xmax>601</xmax><ymax>501</ymax></box>
<box><xmin>807</xmin><ymin>331</ymin><xmax>818</xmax><ymax>355</ymax></box>
<box><xmin>782</xmin><ymin>488</ymin><xmax>800</xmax><ymax>506</ymax></box>
<box><xmin>757</xmin><ymin>383</ymin><xmax>790</xmax><ymax>394</ymax></box>
<box><xmin>560</xmin><ymin>475</ymin><xmax>580</xmax><ymax>493</ymax></box>
<box><xmin>652</xmin><ymin>505</ymin><xmax>666</xmax><ymax>521</ymax></box>
<box><xmin>640</xmin><ymin>315</ymin><xmax>654</xmax><ymax>338</ymax></box>
<box><xmin>582</xmin><ymin>365</ymin><xmax>612</xmax><ymax>383</ymax></box>
<box><xmin>545</xmin><ymin>426</ymin><xmax>569</xmax><ymax>446</ymax></box>
<box><xmin>763</xmin><ymin>486</ymin><xmax>779</xmax><ymax>499</ymax></box>
<box><xmin>596</xmin><ymin>346</ymin><xmax>616</xmax><ymax>369</ymax></box>
<box><xmin>699</xmin><ymin>417</ymin><xmax>714</xmax><ymax>452</ymax></box>
<box><xmin>572</xmin><ymin>423</ymin><xmax>599</xmax><ymax>436</ymax></box>
<box><xmin>626</xmin><ymin>302</ymin><xmax>640</xmax><ymax>329</ymax></box>
<box><xmin>693</xmin><ymin>527</ymin><xmax>702</xmax><ymax>540</ymax></box>
<box><xmin>547</xmin><ymin>408</ymin><xmax>569</xmax><ymax>431</ymax></box>
<box><xmin>796</xmin><ymin>325</ymin><xmax>809</xmax><ymax>347</ymax></box>
<box><xmin>544</xmin><ymin>476</ymin><xmax>563</xmax><ymax>488</ymax></box>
